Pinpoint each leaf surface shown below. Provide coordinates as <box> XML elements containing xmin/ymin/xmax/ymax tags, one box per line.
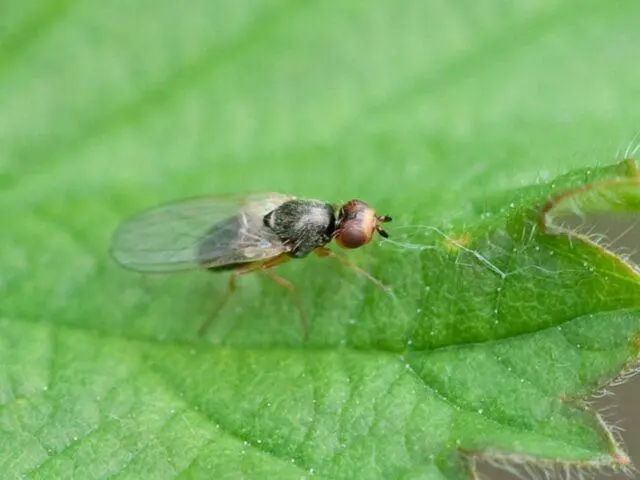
<box><xmin>2</xmin><ymin>1</ymin><xmax>640</xmax><ymax>479</ymax></box>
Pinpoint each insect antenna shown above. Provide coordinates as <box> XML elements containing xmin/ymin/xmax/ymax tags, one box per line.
<box><xmin>376</xmin><ymin>215</ymin><xmax>392</xmax><ymax>238</ymax></box>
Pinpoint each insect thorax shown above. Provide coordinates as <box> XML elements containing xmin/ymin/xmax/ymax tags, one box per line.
<box><xmin>264</xmin><ymin>200</ymin><xmax>336</xmax><ymax>257</ymax></box>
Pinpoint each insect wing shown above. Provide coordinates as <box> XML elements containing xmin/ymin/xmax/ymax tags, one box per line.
<box><xmin>109</xmin><ymin>193</ymin><xmax>294</xmax><ymax>272</ymax></box>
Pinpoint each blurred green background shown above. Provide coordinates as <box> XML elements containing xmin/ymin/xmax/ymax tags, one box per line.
<box><xmin>2</xmin><ymin>1</ymin><xmax>640</xmax><ymax>479</ymax></box>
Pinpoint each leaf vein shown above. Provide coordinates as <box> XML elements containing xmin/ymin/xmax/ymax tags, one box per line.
<box><xmin>144</xmin><ymin>358</ymin><xmax>308</xmax><ymax>473</ymax></box>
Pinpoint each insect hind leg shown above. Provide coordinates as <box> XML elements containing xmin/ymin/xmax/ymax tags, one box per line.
<box><xmin>197</xmin><ymin>256</ymin><xmax>296</xmax><ymax>337</ymax></box>
<box><xmin>263</xmin><ymin>269</ymin><xmax>309</xmax><ymax>340</ymax></box>
<box><xmin>197</xmin><ymin>273</ymin><xmax>238</xmax><ymax>336</ymax></box>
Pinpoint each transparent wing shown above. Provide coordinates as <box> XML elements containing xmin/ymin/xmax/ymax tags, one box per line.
<box><xmin>109</xmin><ymin>193</ymin><xmax>294</xmax><ymax>272</ymax></box>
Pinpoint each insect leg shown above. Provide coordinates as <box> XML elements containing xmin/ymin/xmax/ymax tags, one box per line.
<box><xmin>252</xmin><ymin>254</ymin><xmax>309</xmax><ymax>338</ymax></box>
<box><xmin>197</xmin><ymin>256</ymin><xmax>293</xmax><ymax>337</ymax></box>
<box><xmin>252</xmin><ymin>253</ymin><xmax>291</xmax><ymax>272</ymax></box>
<box><xmin>263</xmin><ymin>269</ymin><xmax>309</xmax><ymax>340</ymax></box>
<box><xmin>197</xmin><ymin>272</ymin><xmax>239</xmax><ymax>336</ymax></box>
<box><xmin>314</xmin><ymin>247</ymin><xmax>393</xmax><ymax>295</ymax></box>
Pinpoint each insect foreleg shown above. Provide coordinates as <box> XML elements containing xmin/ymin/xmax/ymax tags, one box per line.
<box><xmin>314</xmin><ymin>247</ymin><xmax>392</xmax><ymax>295</ymax></box>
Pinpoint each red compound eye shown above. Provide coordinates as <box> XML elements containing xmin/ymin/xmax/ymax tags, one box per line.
<box><xmin>336</xmin><ymin>225</ymin><xmax>368</xmax><ymax>249</ymax></box>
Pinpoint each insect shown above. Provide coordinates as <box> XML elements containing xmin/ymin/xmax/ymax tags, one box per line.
<box><xmin>109</xmin><ymin>193</ymin><xmax>392</xmax><ymax>337</ymax></box>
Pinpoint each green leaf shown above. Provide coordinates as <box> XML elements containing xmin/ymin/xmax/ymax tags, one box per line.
<box><xmin>2</xmin><ymin>1</ymin><xmax>640</xmax><ymax>479</ymax></box>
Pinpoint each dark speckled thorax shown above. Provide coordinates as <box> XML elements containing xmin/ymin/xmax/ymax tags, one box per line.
<box><xmin>263</xmin><ymin>199</ymin><xmax>336</xmax><ymax>258</ymax></box>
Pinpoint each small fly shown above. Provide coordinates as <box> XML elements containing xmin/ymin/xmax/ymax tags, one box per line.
<box><xmin>109</xmin><ymin>193</ymin><xmax>392</xmax><ymax>337</ymax></box>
